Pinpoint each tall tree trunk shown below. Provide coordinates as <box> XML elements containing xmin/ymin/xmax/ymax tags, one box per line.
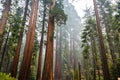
<box><xmin>69</xmin><ymin>28</ymin><xmax>74</xmax><ymax>80</ymax></box>
<box><xmin>42</xmin><ymin>16</ymin><xmax>55</xmax><ymax>80</ymax></box>
<box><xmin>78</xmin><ymin>62</ymin><xmax>81</xmax><ymax>80</ymax></box>
<box><xmin>70</xmin><ymin>29</ymin><xmax>73</xmax><ymax>66</ymax></box>
<box><xmin>0</xmin><ymin>0</ymin><xmax>11</xmax><ymax>50</ymax></box>
<box><xmin>42</xmin><ymin>1</ymin><xmax>56</xmax><ymax>80</ymax></box>
<box><xmin>90</xmin><ymin>36</ymin><xmax>96</xmax><ymax>80</ymax></box>
<box><xmin>94</xmin><ymin>38</ymin><xmax>101</xmax><ymax>80</ymax></box>
<box><xmin>6</xmin><ymin>54</ymin><xmax>11</xmax><ymax>73</ymax></box>
<box><xmin>36</xmin><ymin>0</ymin><xmax>46</xmax><ymax>79</ymax></box>
<box><xmin>92</xmin><ymin>49</ymin><xmax>96</xmax><ymax>80</ymax></box>
<box><xmin>97</xmin><ymin>67</ymin><xmax>101</xmax><ymax>80</ymax></box>
<box><xmin>0</xmin><ymin>28</ymin><xmax>10</xmax><ymax>71</ymax></box>
<box><xmin>93</xmin><ymin>37</ymin><xmax>101</xmax><ymax>80</ymax></box>
<box><xmin>11</xmin><ymin>0</ymin><xmax>29</xmax><ymax>77</ymax></box>
<box><xmin>18</xmin><ymin>0</ymin><xmax>39</xmax><ymax>80</ymax></box>
<box><xmin>55</xmin><ymin>27</ymin><xmax>62</xmax><ymax>80</ymax></box>
<box><xmin>55</xmin><ymin>27</ymin><xmax>59</xmax><ymax>80</ymax></box>
<box><xmin>73</xmin><ymin>41</ymin><xmax>76</xmax><ymax>70</ymax></box>
<box><xmin>84</xmin><ymin>58</ymin><xmax>89</xmax><ymax>80</ymax></box>
<box><xmin>93</xmin><ymin>0</ymin><xmax>110</xmax><ymax>80</ymax></box>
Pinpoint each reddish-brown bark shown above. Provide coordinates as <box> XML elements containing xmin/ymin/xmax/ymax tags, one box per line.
<box><xmin>0</xmin><ymin>0</ymin><xmax>11</xmax><ymax>50</ymax></box>
<box><xmin>42</xmin><ymin>15</ymin><xmax>55</xmax><ymax>80</ymax></box>
<box><xmin>93</xmin><ymin>0</ymin><xmax>110</xmax><ymax>80</ymax></box>
<box><xmin>11</xmin><ymin>0</ymin><xmax>29</xmax><ymax>77</ymax></box>
<box><xmin>18</xmin><ymin>0</ymin><xmax>39</xmax><ymax>80</ymax></box>
<box><xmin>42</xmin><ymin>0</ymin><xmax>56</xmax><ymax>80</ymax></box>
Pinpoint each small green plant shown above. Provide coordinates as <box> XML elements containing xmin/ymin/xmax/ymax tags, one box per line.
<box><xmin>0</xmin><ymin>72</ymin><xmax>17</xmax><ymax>80</ymax></box>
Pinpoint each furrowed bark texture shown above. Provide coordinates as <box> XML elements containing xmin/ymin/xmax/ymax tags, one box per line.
<box><xmin>18</xmin><ymin>0</ymin><xmax>39</xmax><ymax>80</ymax></box>
<box><xmin>42</xmin><ymin>0</ymin><xmax>56</xmax><ymax>80</ymax></box>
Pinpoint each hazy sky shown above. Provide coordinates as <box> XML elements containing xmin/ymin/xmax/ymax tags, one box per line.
<box><xmin>69</xmin><ymin>0</ymin><xmax>93</xmax><ymax>17</ymax></box>
<box><xmin>69</xmin><ymin>0</ymin><xmax>117</xmax><ymax>17</ymax></box>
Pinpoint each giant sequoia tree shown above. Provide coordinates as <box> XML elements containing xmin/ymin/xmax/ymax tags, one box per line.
<box><xmin>18</xmin><ymin>0</ymin><xmax>39</xmax><ymax>79</ymax></box>
<box><xmin>42</xmin><ymin>0</ymin><xmax>67</xmax><ymax>79</ymax></box>
<box><xmin>42</xmin><ymin>0</ymin><xmax>56</xmax><ymax>79</ymax></box>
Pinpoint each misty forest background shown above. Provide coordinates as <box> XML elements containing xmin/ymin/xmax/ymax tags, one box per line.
<box><xmin>0</xmin><ymin>0</ymin><xmax>120</xmax><ymax>80</ymax></box>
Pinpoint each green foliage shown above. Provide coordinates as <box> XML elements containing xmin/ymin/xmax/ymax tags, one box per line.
<box><xmin>50</xmin><ymin>2</ymin><xmax>67</xmax><ymax>26</ymax></box>
<box><xmin>110</xmin><ymin>58</ymin><xmax>120</xmax><ymax>80</ymax></box>
<box><xmin>6</xmin><ymin>7</ymin><xmax>23</xmax><ymax>55</ymax></box>
<box><xmin>0</xmin><ymin>72</ymin><xmax>17</xmax><ymax>80</ymax></box>
<box><xmin>73</xmin><ymin>69</ymin><xmax>79</xmax><ymax>80</ymax></box>
<box><xmin>81</xmin><ymin>17</ymin><xmax>97</xmax><ymax>60</ymax></box>
<box><xmin>30</xmin><ymin>35</ymin><xmax>39</xmax><ymax>80</ymax></box>
<box><xmin>96</xmin><ymin>76</ymin><xmax>103</xmax><ymax>80</ymax></box>
<box><xmin>63</xmin><ymin>63</ymin><xmax>73</xmax><ymax>78</ymax></box>
<box><xmin>32</xmin><ymin>34</ymin><xmax>39</xmax><ymax>53</ymax></box>
<box><xmin>114</xmin><ymin>1</ymin><xmax>120</xmax><ymax>31</ymax></box>
<box><xmin>62</xmin><ymin>35</ymin><xmax>73</xmax><ymax>79</ymax></box>
<box><xmin>30</xmin><ymin>65</ymin><xmax>37</xmax><ymax>80</ymax></box>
